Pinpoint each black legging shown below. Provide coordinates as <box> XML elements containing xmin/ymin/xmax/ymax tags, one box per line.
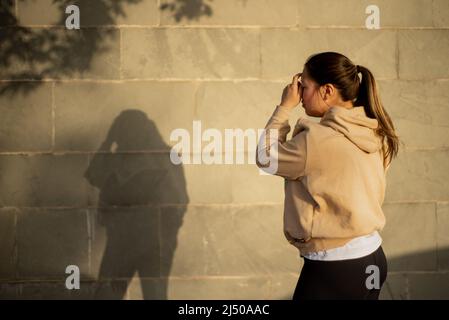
<box><xmin>293</xmin><ymin>245</ymin><xmax>388</xmax><ymax>300</ymax></box>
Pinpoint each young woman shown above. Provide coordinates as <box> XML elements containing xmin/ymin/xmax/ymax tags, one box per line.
<box><xmin>256</xmin><ymin>52</ymin><xmax>400</xmax><ymax>300</ymax></box>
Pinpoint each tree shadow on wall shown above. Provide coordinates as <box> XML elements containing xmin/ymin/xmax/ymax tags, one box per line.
<box><xmin>84</xmin><ymin>109</ymin><xmax>189</xmax><ymax>299</ymax></box>
<box><xmin>160</xmin><ymin>0</ymin><xmax>213</xmax><ymax>22</ymax></box>
<box><xmin>0</xmin><ymin>0</ymin><xmax>214</xmax><ymax>96</ymax></box>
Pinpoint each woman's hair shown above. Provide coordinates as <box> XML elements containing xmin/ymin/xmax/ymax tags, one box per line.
<box><xmin>303</xmin><ymin>51</ymin><xmax>400</xmax><ymax>168</ymax></box>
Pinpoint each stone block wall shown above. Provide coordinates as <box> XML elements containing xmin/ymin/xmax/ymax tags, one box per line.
<box><xmin>0</xmin><ymin>0</ymin><xmax>448</xmax><ymax>299</ymax></box>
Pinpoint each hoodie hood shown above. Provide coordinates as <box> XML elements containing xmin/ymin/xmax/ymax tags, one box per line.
<box><xmin>319</xmin><ymin>106</ymin><xmax>382</xmax><ymax>153</ymax></box>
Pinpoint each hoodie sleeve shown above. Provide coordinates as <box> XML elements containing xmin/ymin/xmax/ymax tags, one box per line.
<box><xmin>256</xmin><ymin>105</ymin><xmax>307</xmax><ymax>180</ymax></box>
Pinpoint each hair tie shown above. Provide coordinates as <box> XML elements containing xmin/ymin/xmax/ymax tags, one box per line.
<box><xmin>356</xmin><ymin>65</ymin><xmax>360</xmax><ymax>73</ymax></box>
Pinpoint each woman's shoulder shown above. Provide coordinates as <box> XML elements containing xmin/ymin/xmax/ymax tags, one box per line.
<box><xmin>293</xmin><ymin>117</ymin><xmax>339</xmax><ymax>138</ymax></box>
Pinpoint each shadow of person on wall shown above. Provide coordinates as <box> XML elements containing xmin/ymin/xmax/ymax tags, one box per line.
<box><xmin>84</xmin><ymin>109</ymin><xmax>189</xmax><ymax>299</ymax></box>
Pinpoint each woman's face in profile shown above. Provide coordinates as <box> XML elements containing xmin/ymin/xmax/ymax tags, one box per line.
<box><xmin>300</xmin><ymin>72</ymin><xmax>324</xmax><ymax>117</ymax></box>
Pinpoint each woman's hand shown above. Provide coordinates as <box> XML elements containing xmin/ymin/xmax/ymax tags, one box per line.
<box><xmin>280</xmin><ymin>73</ymin><xmax>303</xmax><ymax>109</ymax></box>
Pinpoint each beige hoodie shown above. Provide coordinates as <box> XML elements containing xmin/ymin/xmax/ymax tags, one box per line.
<box><xmin>256</xmin><ymin>105</ymin><xmax>389</xmax><ymax>255</ymax></box>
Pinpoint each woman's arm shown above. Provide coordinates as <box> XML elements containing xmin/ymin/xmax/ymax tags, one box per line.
<box><xmin>256</xmin><ymin>73</ymin><xmax>307</xmax><ymax>180</ymax></box>
<box><xmin>256</xmin><ymin>105</ymin><xmax>307</xmax><ymax>180</ymax></box>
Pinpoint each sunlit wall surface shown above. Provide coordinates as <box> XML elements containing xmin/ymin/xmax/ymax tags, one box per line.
<box><xmin>0</xmin><ymin>0</ymin><xmax>448</xmax><ymax>299</ymax></box>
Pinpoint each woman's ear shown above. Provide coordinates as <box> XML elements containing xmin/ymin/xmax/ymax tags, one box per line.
<box><xmin>321</xmin><ymin>84</ymin><xmax>335</xmax><ymax>101</ymax></box>
<box><xmin>319</xmin><ymin>85</ymin><xmax>328</xmax><ymax>101</ymax></box>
